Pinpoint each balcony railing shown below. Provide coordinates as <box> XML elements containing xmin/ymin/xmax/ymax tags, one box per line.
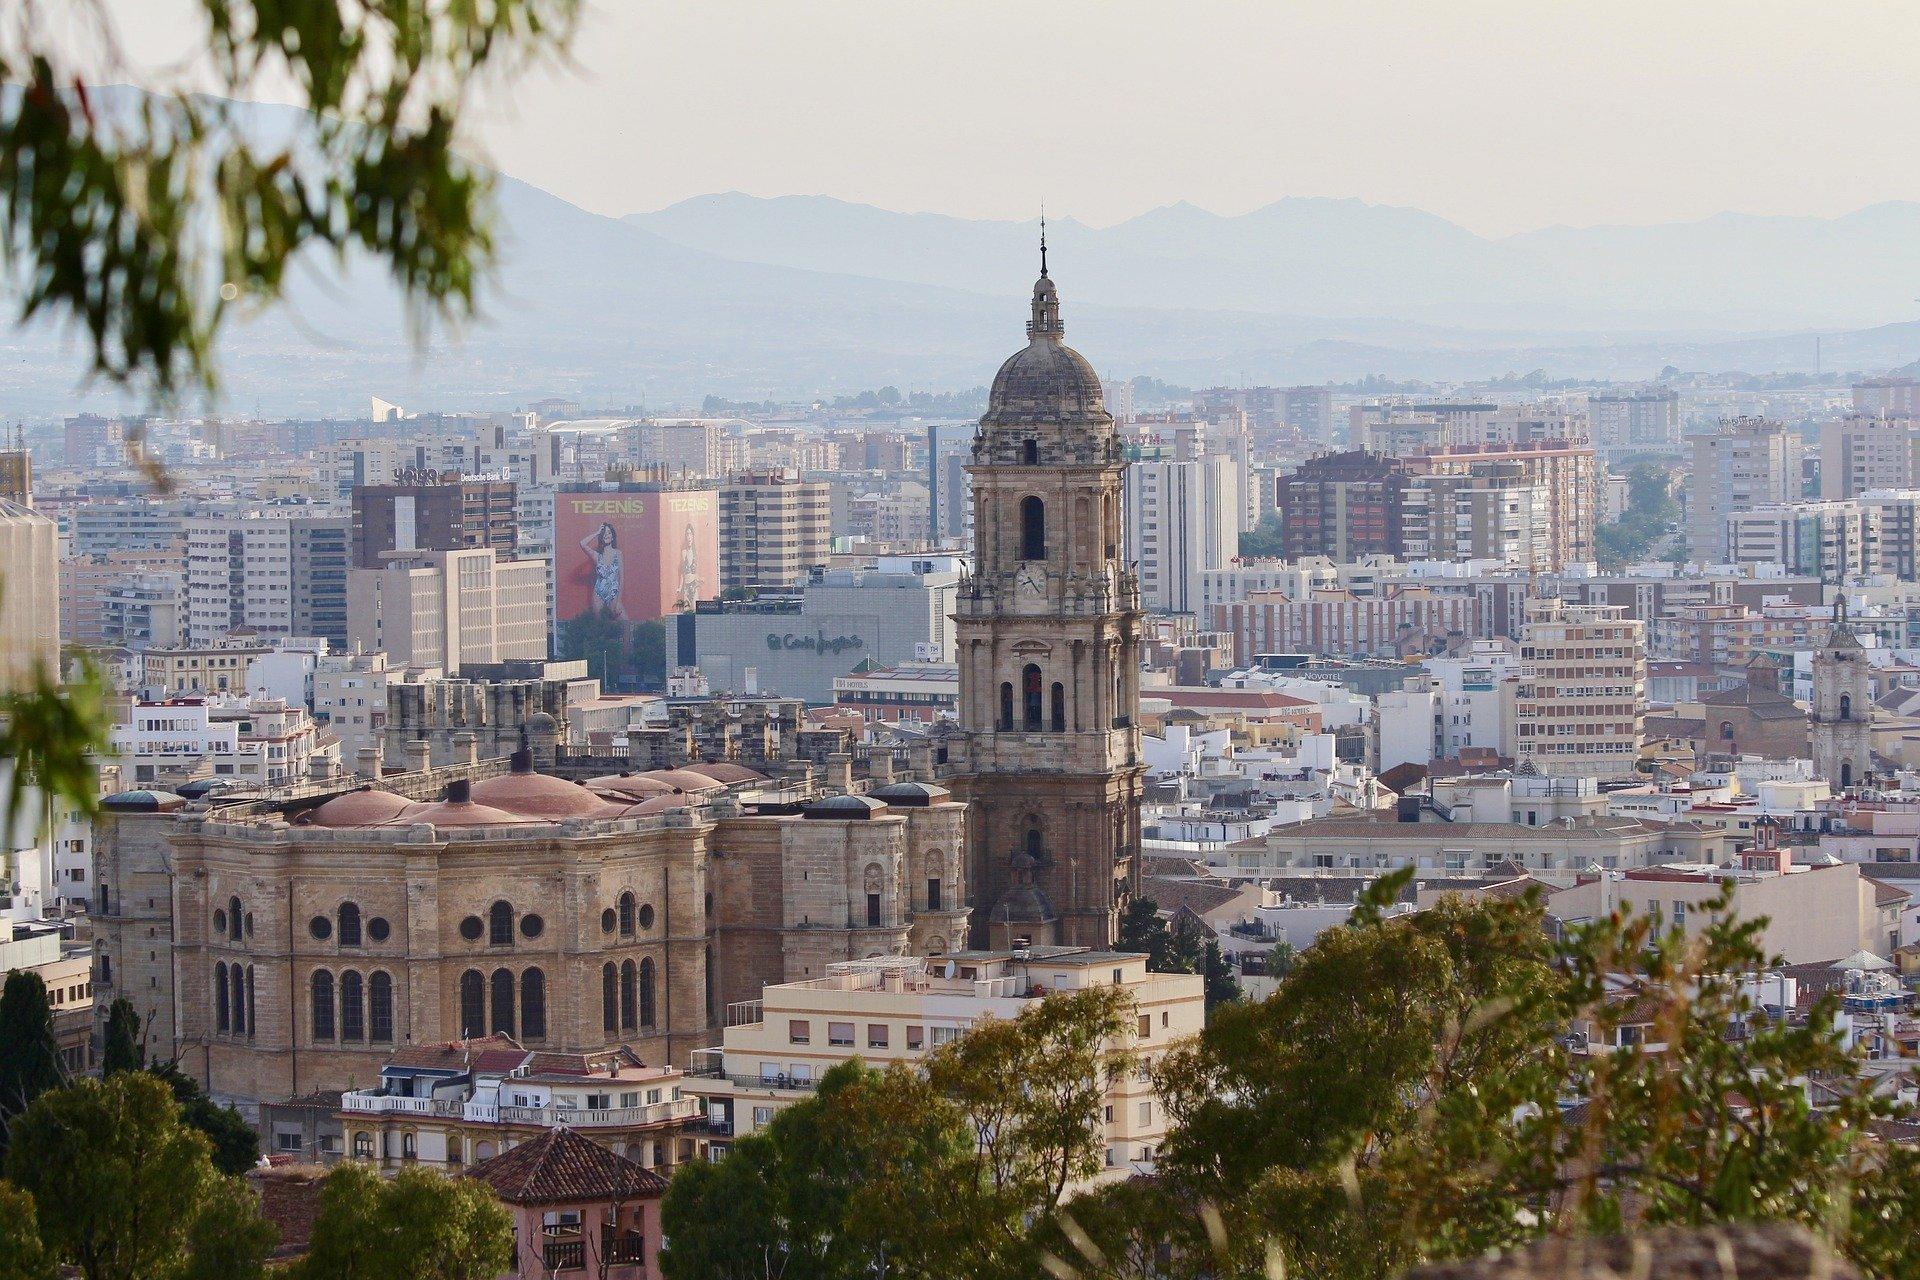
<box><xmin>341</xmin><ymin>1093</ymin><xmax>697</xmax><ymax>1128</ymax></box>
<box><xmin>542</xmin><ymin>1239</ymin><xmax>585</xmax><ymax>1272</ymax></box>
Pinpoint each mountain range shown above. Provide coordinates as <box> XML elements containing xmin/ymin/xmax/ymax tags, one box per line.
<box><xmin>9</xmin><ymin>98</ymin><xmax>1920</xmax><ymax>416</ymax></box>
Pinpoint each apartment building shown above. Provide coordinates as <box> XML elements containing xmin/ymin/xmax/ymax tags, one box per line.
<box><xmin>108</xmin><ymin>695</ymin><xmax>337</xmax><ymax>788</ymax></box>
<box><xmin>1819</xmin><ymin>414</ymin><xmax>1920</xmax><ymax>500</ymax></box>
<box><xmin>1217</xmin><ymin>587</ymin><xmax>1484</xmax><ymax>666</ymax></box>
<box><xmin>719</xmin><ymin>470</ymin><xmax>831</xmax><ymax>593</ymax></box>
<box><xmin>184</xmin><ymin>512</ymin><xmax>350</xmax><ymax>647</ymax></box>
<box><xmin>1515</xmin><ymin>599</ymin><xmax>1646</xmax><ymax>781</ymax></box>
<box><xmin>1724</xmin><ymin>500</ymin><xmax>1879</xmax><ymax>581</ymax></box>
<box><xmin>0</xmin><ymin>501</ymin><xmax>59</xmax><ymax>693</ymax></box>
<box><xmin>1124</xmin><ymin>450</ymin><xmax>1241</xmax><ymax>614</ymax></box>
<box><xmin>1855</xmin><ymin>377</ymin><xmax>1920</xmax><ymax>417</ymax></box>
<box><xmin>1688</xmin><ymin>417</ymin><xmax>1800</xmax><ymax>564</ymax></box>
<box><xmin>1410</xmin><ymin>441</ymin><xmax>1598</xmax><ymax>570</ymax></box>
<box><xmin>1402</xmin><ymin>465</ymin><xmax>1553</xmax><ymax>571</ymax></box>
<box><xmin>686</xmin><ymin>950</ymin><xmax>1204</xmax><ymax>1177</ymax></box>
<box><xmin>351</xmin><ymin>477</ymin><xmax>518</xmax><ymax>568</ymax></box>
<box><xmin>1274</xmin><ymin>451</ymin><xmax>1410</xmax><ymax>562</ymax></box>
<box><xmin>346</xmin><ymin>548</ymin><xmax>548</xmax><ymax>676</ymax></box>
<box><xmin>130</xmin><ymin>639</ymin><xmax>271</xmax><ymax>698</ymax></box>
<box><xmin>1588</xmin><ymin>387</ymin><xmax>1680</xmax><ymax>450</ymax></box>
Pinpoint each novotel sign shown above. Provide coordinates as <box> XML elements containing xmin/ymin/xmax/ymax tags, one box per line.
<box><xmin>767</xmin><ymin>631</ymin><xmax>865</xmax><ymax>656</ymax></box>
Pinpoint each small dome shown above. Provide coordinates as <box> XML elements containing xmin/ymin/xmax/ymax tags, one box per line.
<box><xmin>638</xmin><ymin>769</ymin><xmax>727</xmax><ymax>793</ymax></box>
<box><xmin>470</xmin><ymin>772</ymin><xmax>621</xmax><ymax>819</ymax></box>
<box><xmin>303</xmin><ymin>789</ymin><xmax>415</xmax><ymax>828</ymax></box>
<box><xmin>583</xmin><ymin>773</ymin><xmax>680</xmax><ymax>800</ymax></box>
<box><xmin>982</xmin><ymin>271</ymin><xmax>1110</xmax><ymax>431</ymax></box>
<box><xmin>102</xmin><ymin>789</ymin><xmax>186</xmax><ymax>813</ymax></box>
<box><xmin>620</xmin><ymin>795</ymin><xmax>693</xmax><ymax>816</ymax></box>
<box><xmin>869</xmin><ymin>781</ymin><xmax>951</xmax><ymax>807</ymax></box>
<box><xmin>802</xmin><ymin>793</ymin><xmax>887</xmax><ymax>820</ymax></box>
<box><xmin>680</xmin><ymin>761</ymin><xmax>767</xmax><ymax>785</ymax></box>
<box><xmin>400</xmin><ymin>797</ymin><xmax>538</xmax><ymax>829</ymax></box>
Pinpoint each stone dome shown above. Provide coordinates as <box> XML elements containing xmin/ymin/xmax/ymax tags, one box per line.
<box><xmin>302</xmin><ymin>789</ymin><xmax>415</xmax><ymax>828</ymax></box>
<box><xmin>982</xmin><ymin>271</ymin><xmax>1110</xmax><ymax>431</ymax></box>
<box><xmin>470</xmin><ymin>772</ymin><xmax>623</xmax><ymax>820</ymax></box>
<box><xmin>680</xmin><ymin>761</ymin><xmax>767</xmax><ymax>785</ymax></box>
<box><xmin>583</xmin><ymin>773</ymin><xmax>680</xmax><ymax>800</ymax></box>
<box><xmin>869</xmin><ymin>781</ymin><xmax>951</xmax><ymax>807</ymax></box>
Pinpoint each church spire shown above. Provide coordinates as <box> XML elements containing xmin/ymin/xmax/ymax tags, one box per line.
<box><xmin>1026</xmin><ymin>215</ymin><xmax>1063</xmax><ymax>342</ymax></box>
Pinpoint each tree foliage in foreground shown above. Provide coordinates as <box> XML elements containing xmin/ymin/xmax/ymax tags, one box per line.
<box><xmin>664</xmin><ymin>874</ymin><xmax>1920</xmax><ymax>1280</ymax></box>
<box><xmin>291</xmin><ymin>1161</ymin><xmax>514</xmax><ymax>1280</ymax></box>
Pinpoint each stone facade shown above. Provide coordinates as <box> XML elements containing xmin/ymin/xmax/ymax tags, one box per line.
<box><xmin>92</xmin><ymin>745</ymin><xmax>970</xmax><ymax>1108</ymax></box>
<box><xmin>1810</xmin><ymin>608</ymin><xmax>1874</xmax><ymax>790</ymax></box>
<box><xmin>954</xmin><ymin>258</ymin><xmax>1144</xmax><ymax>949</ymax></box>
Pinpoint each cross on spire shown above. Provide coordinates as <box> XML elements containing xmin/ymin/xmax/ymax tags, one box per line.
<box><xmin>1039</xmin><ymin>205</ymin><xmax>1048</xmax><ymax>278</ymax></box>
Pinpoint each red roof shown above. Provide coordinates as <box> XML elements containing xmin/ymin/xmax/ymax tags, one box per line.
<box><xmin>465</xmin><ymin>1127</ymin><xmax>667</xmax><ymax>1206</ymax></box>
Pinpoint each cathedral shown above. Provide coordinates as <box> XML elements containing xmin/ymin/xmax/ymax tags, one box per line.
<box><xmin>954</xmin><ymin>244</ymin><xmax>1144</xmax><ymax>949</ymax></box>
<box><xmin>1810</xmin><ymin>601</ymin><xmax>1873</xmax><ymax>791</ymax></box>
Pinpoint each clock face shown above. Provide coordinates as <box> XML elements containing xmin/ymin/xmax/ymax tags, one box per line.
<box><xmin>1017</xmin><ymin>565</ymin><xmax>1043</xmax><ymax>596</ymax></box>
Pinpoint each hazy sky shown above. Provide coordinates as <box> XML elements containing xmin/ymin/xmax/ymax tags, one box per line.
<box><xmin>99</xmin><ymin>1</ymin><xmax>1920</xmax><ymax>236</ymax></box>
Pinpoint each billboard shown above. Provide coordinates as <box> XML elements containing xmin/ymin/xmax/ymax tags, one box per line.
<box><xmin>555</xmin><ymin>487</ymin><xmax>719</xmax><ymax>626</ymax></box>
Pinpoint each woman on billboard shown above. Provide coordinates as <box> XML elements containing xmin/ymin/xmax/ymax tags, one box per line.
<box><xmin>580</xmin><ymin>522</ymin><xmax>627</xmax><ymax>620</ymax></box>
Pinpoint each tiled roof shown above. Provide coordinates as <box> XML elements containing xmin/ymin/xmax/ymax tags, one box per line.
<box><xmin>248</xmin><ymin>1165</ymin><xmax>330</xmax><ymax>1260</ymax></box>
<box><xmin>1141</xmin><ymin>875</ymin><xmax>1250</xmax><ymax>920</ymax></box>
<box><xmin>465</xmin><ymin>1127</ymin><xmax>668</xmax><ymax>1206</ymax></box>
<box><xmin>385</xmin><ymin>1033</ymin><xmax>525</xmax><ymax>1072</ymax></box>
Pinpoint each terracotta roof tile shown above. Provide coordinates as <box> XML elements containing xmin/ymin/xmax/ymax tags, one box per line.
<box><xmin>464</xmin><ymin>1127</ymin><xmax>667</xmax><ymax>1206</ymax></box>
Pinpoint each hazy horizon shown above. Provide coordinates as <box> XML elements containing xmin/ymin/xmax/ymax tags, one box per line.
<box><xmin>87</xmin><ymin>0</ymin><xmax>1920</xmax><ymax>239</ymax></box>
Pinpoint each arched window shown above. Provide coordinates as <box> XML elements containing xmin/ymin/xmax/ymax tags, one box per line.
<box><xmin>1051</xmin><ymin>681</ymin><xmax>1066</xmax><ymax>732</ymax></box>
<box><xmin>369</xmin><ymin>972</ymin><xmax>394</xmax><ymax>1043</ymax></box>
<box><xmin>1841</xmin><ymin>760</ymin><xmax>1855</xmax><ymax>789</ymax></box>
<box><xmin>618</xmin><ymin>892</ymin><xmax>636</xmax><ymax>937</ymax></box>
<box><xmin>311</xmin><ymin>970</ymin><xmax>335</xmax><ymax>1041</ymax></box>
<box><xmin>639</xmin><ymin>957</ymin><xmax>657</xmax><ymax>1029</ymax></box>
<box><xmin>338</xmin><ymin>902</ymin><xmax>361</xmax><ymax>948</ymax></box>
<box><xmin>1840</xmin><ymin>694</ymin><xmax>1853</xmax><ymax>721</ymax></box>
<box><xmin>1023</xmin><ymin>438</ymin><xmax>1038</xmax><ymax>465</ymax></box>
<box><xmin>1719</xmin><ymin>720</ymin><xmax>1735</xmax><ymax>741</ymax></box>
<box><xmin>999</xmin><ymin>682</ymin><xmax>1013</xmax><ymax>731</ymax></box>
<box><xmin>215</xmin><ymin>962</ymin><xmax>230</xmax><ymax>1033</ymax></box>
<box><xmin>459</xmin><ymin>970</ymin><xmax>485</xmax><ymax>1038</ymax></box>
<box><xmin>1023</xmin><ymin>664</ymin><xmax>1043</xmax><ymax>731</ymax></box>
<box><xmin>228</xmin><ymin>896</ymin><xmax>242</xmax><ymax>941</ymax></box>
<box><xmin>340</xmin><ymin>970</ymin><xmax>365</xmax><ymax>1041</ymax></box>
<box><xmin>231</xmin><ymin>963</ymin><xmax>247</xmax><ymax>1036</ymax></box>
<box><xmin>602</xmin><ymin>963</ymin><xmax>618</xmax><ymax>1034</ymax></box>
<box><xmin>1026</xmin><ymin>826</ymin><xmax>1043</xmax><ymax>861</ymax></box>
<box><xmin>401</xmin><ymin>1132</ymin><xmax>417</xmax><ymax>1161</ymax></box>
<box><xmin>245</xmin><ymin>966</ymin><xmax>256</xmax><ymax>1040</ymax></box>
<box><xmin>488</xmin><ymin>901</ymin><xmax>514</xmax><ymax>947</ymax></box>
<box><xmin>490</xmin><ymin>968</ymin><xmax>515</xmax><ymax>1037</ymax></box>
<box><xmin>620</xmin><ymin>959</ymin><xmax>637</xmax><ymax>1031</ymax></box>
<box><xmin>1020</xmin><ymin>496</ymin><xmax>1046</xmax><ymax>561</ymax></box>
<box><xmin>521</xmin><ymin>968</ymin><xmax>547</xmax><ymax>1041</ymax></box>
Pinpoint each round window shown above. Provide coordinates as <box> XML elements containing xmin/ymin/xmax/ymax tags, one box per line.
<box><xmin>309</xmin><ymin>915</ymin><xmax>332</xmax><ymax>941</ymax></box>
<box><xmin>520</xmin><ymin>914</ymin><xmax>544</xmax><ymax>940</ymax></box>
<box><xmin>367</xmin><ymin>917</ymin><xmax>391</xmax><ymax>943</ymax></box>
<box><xmin>601</xmin><ymin>908</ymin><xmax>616</xmax><ymax>934</ymax></box>
<box><xmin>459</xmin><ymin>915</ymin><xmax>484</xmax><ymax>942</ymax></box>
<box><xmin>638</xmin><ymin>904</ymin><xmax>656</xmax><ymax>930</ymax></box>
<box><xmin>212</xmin><ymin>909</ymin><xmax>227</xmax><ymax>935</ymax></box>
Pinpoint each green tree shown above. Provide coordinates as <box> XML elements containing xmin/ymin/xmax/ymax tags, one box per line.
<box><xmin>0</xmin><ymin>970</ymin><xmax>62</xmax><ymax>1136</ymax></box>
<box><xmin>4</xmin><ymin>1072</ymin><xmax>273</xmax><ymax>1280</ymax></box>
<box><xmin>560</xmin><ymin>604</ymin><xmax>635</xmax><ymax>688</ymax></box>
<box><xmin>1238</xmin><ymin>511</ymin><xmax>1287</xmax><ymax>559</ymax></box>
<box><xmin>295</xmin><ymin>1162</ymin><xmax>514</xmax><ymax>1280</ymax></box>
<box><xmin>0</xmin><ymin>1182</ymin><xmax>54</xmax><ymax>1280</ymax></box>
<box><xmin>101</xmin><ymin>998</ymin><xmax>145</xmax><ymax>1077</ymax></box>
<box><xmin>1200</xmin><ymin>940</ymin><xmax>1240</xmax><ymax>1011</ymax></box>
<box><xmin>150</xmin><ymin>1061</ymin><xmax>260</xmax><ymax>1176</ymax></box>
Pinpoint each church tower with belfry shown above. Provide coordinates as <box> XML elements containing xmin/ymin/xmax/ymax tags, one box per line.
<box><xmin>1810</xmin><ymin>599</ymin><xmax>1873</xmax><ymax>791</ymax></box>
<box><xmin>954</xmin><ymin>235</ymin><xmax>1144</xmax><ymax>949</ymax></box>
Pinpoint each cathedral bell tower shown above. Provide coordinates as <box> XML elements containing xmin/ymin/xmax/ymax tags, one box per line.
<box><xmin>954</xmin><ymin>238</ymin><xmax>1144</xmax><ymax>949</ymax></box>
<box><xmin>1810</xmin><ymin>599</ymin><xmax>1872</xmax><ymax>791</ymax></box>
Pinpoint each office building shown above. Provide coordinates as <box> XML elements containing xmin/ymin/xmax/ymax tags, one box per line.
<box><xmin>351</xmin><ymin>477</ymin><xmax>517</xmax><ymax>568</ymax></box>
<box><xmin>1688</xmin><ymin>417</ymin><xmax>1800</xmax><ymax>564</ymax></box>
<box><xmin>347</xmin><ymin>548</ymin><xmax>548</xmax><ymax>676</ymax></box>
<box><xmin>1515</xmin><ymin>599</ymin><xmax>1646</xmax><ymax>781</ymax></box>
<box><xmin>669</xmin><ymin>556</ymin><xmax>961</xmax><ymax>704</ymax></box>
<box><xmin>718</xmin><ymin>471</ymin><xmax>831</xmax><ymax>593</ymax></box>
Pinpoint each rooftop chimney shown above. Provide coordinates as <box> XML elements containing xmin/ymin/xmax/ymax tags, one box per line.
<box><xmin>444</xmin><ymin>777</ymin><xmax>471</xmax><ymax>804</ymax></box>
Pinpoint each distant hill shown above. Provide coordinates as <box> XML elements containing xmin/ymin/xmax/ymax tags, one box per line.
<box><xmin>630</xmin><ymin>193</ymin><xmax>1920</xmax><ymax>333</ymax></box>
<box><xmin>9</xmin><ymin>97</ymin><xmax>1920</xmax><ymax>415</ymax></box>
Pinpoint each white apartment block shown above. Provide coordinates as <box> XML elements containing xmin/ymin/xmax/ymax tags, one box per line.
<box><xmin>346</xmin><ymin>548</ymin><xmax>547</xmax><ymax>676</ymax></box>
<box><xmin>312</xmin><ymin>651</ymin><xmax>393</xmax><ymax>768</ymax></box>
<box><xmin>1375</xmin><ymin>638</ymin><xmax>1520</xmax><ymax>773</ymax></box>
<box><xmin>1588</xmin><ymin>387</ymin><xmax>1680</xmax><ymax>450</ymax></box>
<box><xmin>1687</xmin><ymin>418</ymin><xmax>1800</xmax><ymax>565</ymax></box>
<box><xmin>1725</xmin><ymin>501</ymin><xmax>1879</xmax><ymax>581</ymax></box>
<box><xmin>0</xmin><ymin>501</ymin><xmax>59</xmax><ymax>693</ymax></box>
<box><xmin>1819</xmin><ymin>414</ymin><xmax>1920</xmax><ymax>500</ymax></box>
<box><xmin>1124</xmin><ymin>454</ymin><xmax>1240</xmax><ymax>615</ymax></box>
<box><xmin>109</xmin><ymin>695</ymin><xmax>337</xmax><ymax>789</ymax></box>
<box><xmin>183</xmin><ymin>512</ymin><xmax>349</xmax><ymax>646</ymax></box>
<box><xmin>1515</xmin><ymin>599</ymin><xmax>1646</xmax><ymax>782</ymax></box>
<box><xmin>687</xmin><ymin>951</ymin><xmax>1203</xmax><ymax>1178</ymax></box>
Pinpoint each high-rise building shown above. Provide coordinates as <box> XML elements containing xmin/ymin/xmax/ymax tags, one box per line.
<box><xmin>1282</xmin><ymin>386</ymin><xmax>1334</xmax><ymax>440</ymax></box>
<box><xmin>0</xmin><ymin>501</ymin><xmax>59</xmax><ymax>693</ymax></box>
<box><xmin>1854</xmin><ymin>377</ymin><xmax>1920</xmax><ymax>417</ymax></box>
<box><xmin>346</xmin><ymin>548</ymin><xmax>548</xmax><ymax>675</ymax></box>
<box><xmin>1688</xmin><ymin>417</ymin><xmax>1800</xmax><ymax>565</ymax></box>
<box><xmin>955</xmin><ymin>256</ymin><xmax>1142</xmax><ymax>950</ymax></box>
<box><xmin>1588</xmin><ymin>387</ymin><xmax>1680</xmax><ymax>450</ymax></box>
<box><xmin>1123</xmin><ymin>448</ymin><xmax>1240</xmax><ymax>615</ymax></box>
<box><xmin>1411</xmin><ymin>441</ymin><xmax>1598</xmax><ymax>569</ymax></box>
<box><xmin>1402</xmin><ymin>465</ymin><xmax>1553</xmax><ymax>571</ymax></box>
<box><xmin>1514</xmin><ymin>599</ymin><xmax>1645</xmax><ymax>782</ymax></box>
<box><xmin>351</xmin><ymin>478</ymin><xmax>518</xmax><ymax>568</ymax></box>
<box><xmin>1724</xmin><ymin>500</ymin><xmax>1879</xmax><ymax>581</ymax></box>
<box><xmin>1274</xmin><ymin>451</ymin><xmax>1411</xmax><ymax>562</ymax></box>
<box><xmin>1818</xmin><ymin>413</ymin><xmax>1920</xmax><ymax>500</ymax></box>
<box><xmin>184</xmin><ymin>512</ymin><xmax>350</xmax><ymax>647</ymax></box>
<box><xmin>636</xmin><ymin>420</ymin><xmax>728</xmax><ymax>477</ymax></box>
<box><xmin>1810</xmin><ymin>606</ymin><xmax>1873</xmax><ymax>791</ymax></box>
<box><xmin>718</xmin><ymin>471</ymin><xmax>831</xmax><ymax>593</ymax></box>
